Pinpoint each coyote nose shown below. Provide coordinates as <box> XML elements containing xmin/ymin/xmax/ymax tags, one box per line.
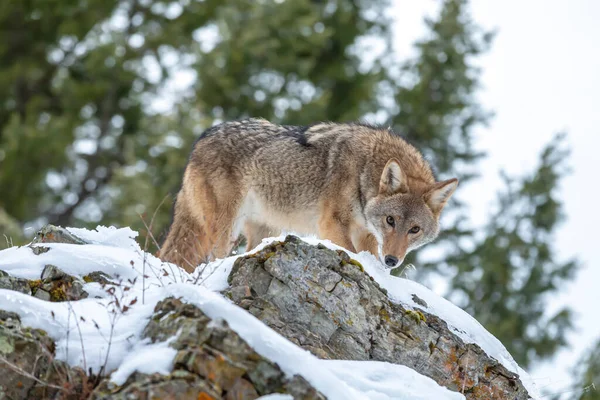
<box><xmin>384</xmin><ymin>255</ymin><xmax>398</xmax><ymax>267</ymax></box>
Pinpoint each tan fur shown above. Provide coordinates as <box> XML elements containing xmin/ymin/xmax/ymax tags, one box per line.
<box><xmin>159</xmin><ymin>119</ymin><xmax>458</xmax><ymax>272</ymax></box>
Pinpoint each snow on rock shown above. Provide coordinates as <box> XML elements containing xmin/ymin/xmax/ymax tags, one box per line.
<box><xmin>257</xmin><ymin>395</ymin><xmax>294</xmax><ymax>400</ymax></box>
<box><xmin>0</xmin><ymin>226</ymin><xmax>537</xmax><ymax>399</ymax></box>
<box><xmin>110</xmin><ymin>338</ymin><xmax>178</xmax><ymax>385</ymax></box>
<box><xmin>324</xmin><ymin>360</ymin><xmax>465</xmax><ymax>400</ymax></box>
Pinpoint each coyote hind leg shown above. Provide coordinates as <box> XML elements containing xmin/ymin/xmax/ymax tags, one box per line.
<box><xmin>159</xmin><ymin>168</ymin><xmax>243</xmax><ymax>272</ymax></box>
<box><xmin>159</xmin><ymin>197</ymin><xmax>211</xmax><ymax>273</ymax></box>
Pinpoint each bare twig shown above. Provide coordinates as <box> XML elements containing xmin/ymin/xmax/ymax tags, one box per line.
<box><xmin>66</xmin><ymin>306</ymin><xmax>71</xmax><ymax>367</ymax></box>
<box><xmin>66</xmin><ymin>301</ymin><xmax>87</xmax><ymax>373</ymax></box>
<box><xmin>99</xmin><ymin>307</ymin><xmax>118</xmax><ymax>377</ymax></box>
<box><xmin>3</xmin><ymin>234</ymin><xmax>14</xmax><ymax>248</ymax></box>
<box><xmin>139</xmin><ymin>211</ymin><xmax>178</xmax><ymax>284</ymax></box>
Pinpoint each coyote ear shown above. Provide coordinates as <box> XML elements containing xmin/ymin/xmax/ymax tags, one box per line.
<box><xmin>424</xmin><ymin>178</ymin><xmax>458</xmax><ymax>214</ymax></box>
<box><xmin>379</xmin><ymin>159</ymin><xmax>407</xmax><ymax>195</ymax></box>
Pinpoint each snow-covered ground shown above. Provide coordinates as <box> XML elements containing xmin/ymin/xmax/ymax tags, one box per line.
<box><xmin>0</xmin><ymin>226</ymin><xmax>538</xmax><ymax>399</ymax></box>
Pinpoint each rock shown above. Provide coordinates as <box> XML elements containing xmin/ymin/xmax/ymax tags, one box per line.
<box><xmin>0</xmin><ymin>232</ymin><xmax>534</xmax><ymax>399</ymax></box>
<box><xmin>41</xmin><ymin>264</ymin><xmax>68</xmax><ymax>281</ymax></box>
<box><xmin>0</xmin><ymin>270</ymin><xmax>31</xmax><ymax>295</ymax></box>
<box><xmin>91</xmin><ymin>297</ymin><xmax>325</xmax><ymax>399</ymax></box>
<box><xmin>33</xmin><ymin>289</ymin><xmax>52</xmax><ymax>301</ymax></box>
<box><xmin>225</xmin><ymin>377</ymin><xmax>259</xmax><ymax>400</ymax></box>
<box><xmin>0</xmin><ymin>310</ymin><xmax>21</xmax><ymax>327</ymax></box>
<box><xmin>0</xmin><ymin>266</ymin><xmax>89</xmax><ymax>302</ymax></box>
<box><xmin>31</xmin><ymin>224</ymin><xmax>88</xmax><ymax>245</ymax></box>
<box><xmin>40</xmin><ymin>265</ymin><xmax>87</xmax><ymax>301</ymax></box>
<box><xmin>28</xmin><ymin>265</ymin><xmax>89</xmax><ymax>302</ymax></box>
<box><xmin>31</xmin><ymin>245</ymin><xmax>50</xmax><ymax>255</ymax></box>
<box><xmin>0</xmin><ymin>308</ymin><xmax>92</xmax><ymax>399</ymax></box>
<box><xmin>225</xmin><ymin>235</ymin><xmax>531</xmax><ymax>400</ymax></box>
<box><xmin>83</xmin><ymin>271</ymin><xmax>116</xmax><ymax>286</ymax></box>
<box><xmin>0</xmin><ymin>295</ymin><xmax>324</xmax><ymax>400</ymax></box>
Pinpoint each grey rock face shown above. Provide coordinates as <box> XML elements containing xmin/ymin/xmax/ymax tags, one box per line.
<box><xmin>225</xmin><ymin>235</ymin><xmax>532</xmax><ymax>400</ymax></box>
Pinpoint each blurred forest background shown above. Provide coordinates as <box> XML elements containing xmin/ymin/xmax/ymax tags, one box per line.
<box><xmin>0</xmin><ymin>0</ymin><xmax>597</xmax><ymax>397</ymax></box>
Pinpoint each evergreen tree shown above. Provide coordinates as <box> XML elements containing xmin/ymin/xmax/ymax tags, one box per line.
<box><xmin>444</xmin><ymin>134</ymin><xmax>578</xmax><ymax>366</ymax></box>
<box><xmin>388</xmin><ymin>0</ymin><xmax>493</xmax><ymax>181</ymax></box>
<box><xmin>564</xmin><ymin>338</ymin><xmax>600</xmax><ymax>400</ymax></box>
<box><xmin>0</xmin><ymin>0</ymin><xmax>208</xmax><ymax>232</ymax></box>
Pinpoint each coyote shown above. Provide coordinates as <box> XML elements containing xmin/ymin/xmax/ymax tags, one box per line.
<box><xmin>160</xmin><ymin>118</ymin><xmax>457</xmax><ymax>272</ymax></box>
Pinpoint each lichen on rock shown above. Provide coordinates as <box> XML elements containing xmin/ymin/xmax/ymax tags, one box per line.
<box><xmin>27</xmin><ymin>265</ymin><xmax>89</xmax><ymax>302</ymax></box>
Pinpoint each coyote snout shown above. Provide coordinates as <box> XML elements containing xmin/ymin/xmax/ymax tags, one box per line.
<box><xmin>159</xmin><ymin>119</ymin><xmax>458</xmax><ymax>272</ymax></box>
<box><xmin>365</xmin><ymin>159</ymin><xmax>458</xmax><ymax>269</ymax></box>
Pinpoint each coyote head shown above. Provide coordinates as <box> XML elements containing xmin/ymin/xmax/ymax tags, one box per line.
<box><xmin>364</xmin><ymin>159</ymin><xmax>458</xmax><ymax>269</ymax></box>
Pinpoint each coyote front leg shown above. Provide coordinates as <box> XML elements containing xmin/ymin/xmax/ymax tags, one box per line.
<box><xmin>353</xmin><ymin>229</ymin><xmax>379</xmax><ymax>256</ymax></box>
<box><xmin>318</xmin><ymin>209</ymin><xmax>356</xmax><ymax>252</ymax></box>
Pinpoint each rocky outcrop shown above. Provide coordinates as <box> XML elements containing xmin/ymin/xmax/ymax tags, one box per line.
<box><xmin>91</xmin><ymin>297</ymin><xmax>323</xmax><ymax>399</ymax></box>
<box><xmin>0</xmin><ymin>286</ymin><xmax>323</xmax><ymax>399</ymax></box>
<box><xmin>0</xmin><ymin>225</ymin><xmax>533</xmax><ymax>399</ymax></box>
<box><xmin>225</xmin><ymin>236</ymin><xmax>530</xmax><ymax>400</ymax></box>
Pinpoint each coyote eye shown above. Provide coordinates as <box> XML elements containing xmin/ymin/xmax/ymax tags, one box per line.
<box><xmin>409</xmin><ymin>226</ymin><xmax>420</xmax><ymax>234</ymax></box>
<box><xmin>386</xmin><ymin>216</ymin><xmax>395</xmax><ymax>227</ymax></box>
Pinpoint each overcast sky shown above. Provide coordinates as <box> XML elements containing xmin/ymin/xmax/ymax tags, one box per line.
<box><xmin>394</xmin><ymin>0</ymin><xmax>600</xmax><ymax>395</ymax></box>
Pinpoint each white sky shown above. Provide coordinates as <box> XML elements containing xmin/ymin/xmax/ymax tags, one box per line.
<box><xmin>394</xmin><ymin>0</ymin><xmax>600</xmax><ymax>395</ymax></box>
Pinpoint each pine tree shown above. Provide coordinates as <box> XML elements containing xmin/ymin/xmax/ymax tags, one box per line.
<box><xmin>564</xmin><ymin>338</ymin><xmax>600</xmax><ymax>400</ymax></box>
<box><xmin>389</xmin><ymin>0</ymin><xmax>493</xmax><ymax>180</ymax></box>
<box><xmin>0</xmin><ymin>0</ymin><xmax>208</xmax><ymax>232</ymax></box>
<box><xmin>443</xmin><ymin>134</ymin><xmax>578</xmax><ymax>366</ymax></box>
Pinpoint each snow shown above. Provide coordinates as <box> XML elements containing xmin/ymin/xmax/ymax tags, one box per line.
<box><xmin>0</xmin><ymin>226</ymin><xmax>538</xmax><ymax>399</ymax></box>
<box><xmin>256</xmin><ymin>395</ymin><xmax>293</xmax><ymax>400</ymax></box>
<box><xmin>110</xmin><ymin>338</ymin><xmax>178</xmax><ymax>385</ymax></box>
<box><xmin>324</xmin><ymin>360</ymin><xmax>464</xmax><ymax>400</ymax></box>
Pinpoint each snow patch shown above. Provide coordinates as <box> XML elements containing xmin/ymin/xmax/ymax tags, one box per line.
<box><xmin>110</xmin><ymin>338</ymin><xmax>178</xmax><ymax>385</ymax></box>
<box><xmin>256</xmin><ymin>395</ymin><xmax>294</xmax><ymax>400</ymax></box>
<box><xmin>324</xmin><ymin>360</ymin><xmax>465</xmax><ymax>400</ymax></box>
